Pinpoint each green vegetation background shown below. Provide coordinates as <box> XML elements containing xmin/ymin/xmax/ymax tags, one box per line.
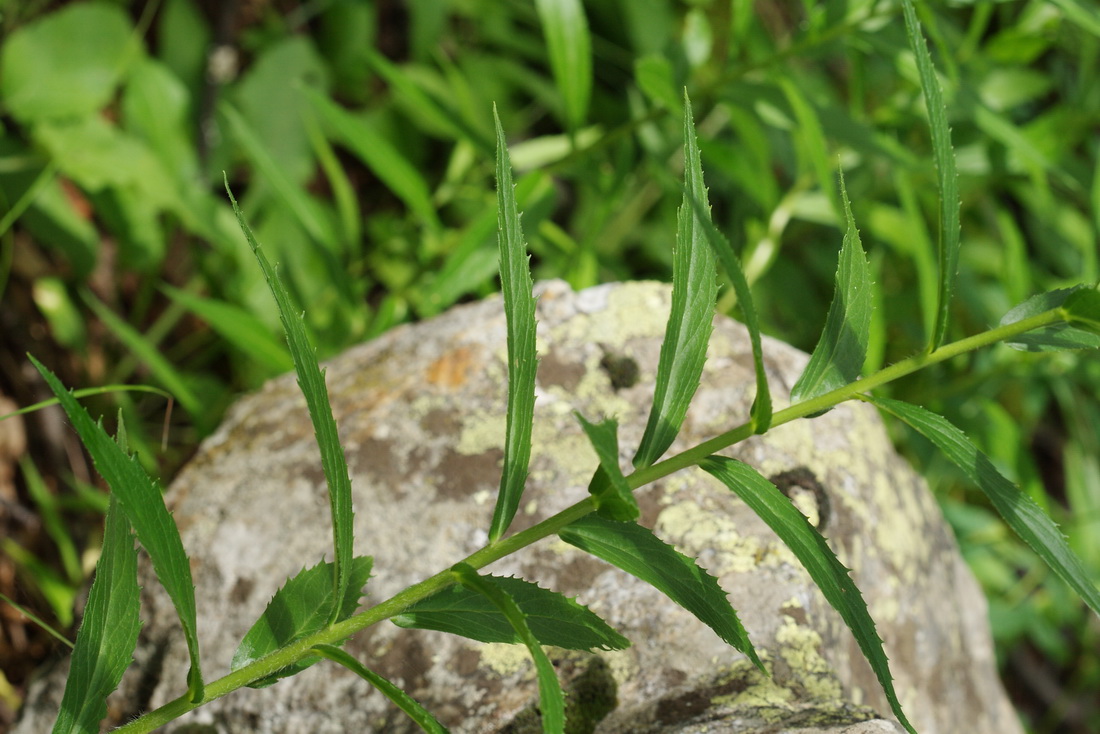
<box><xmin>0</xmin><ymin>1</ymin><xmax>1096</xmax><ymax>731</ymax></box>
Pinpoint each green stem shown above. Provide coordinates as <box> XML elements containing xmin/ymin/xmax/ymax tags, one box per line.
<box><xmin>113</xmin><ymin>306</ymin><xmax>1061</xmax><ymax>733</ymax></box>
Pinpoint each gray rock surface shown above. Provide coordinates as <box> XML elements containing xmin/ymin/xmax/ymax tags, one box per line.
<box><xmin>16</xmin><ymin>281</ymin><xmax>1022</xmax><ymax>733</ymax></box>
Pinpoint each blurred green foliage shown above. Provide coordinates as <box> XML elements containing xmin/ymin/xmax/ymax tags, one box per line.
<box><xmin>0</xmin><ymin>1</ymin><xmax>1097</xmax><ymax>731</ymax></box>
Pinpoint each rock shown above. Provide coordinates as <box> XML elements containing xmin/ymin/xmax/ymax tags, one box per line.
<box><xmin>16</xmin><ymin>281</ymin><xmax>1022</xmax><ymax>733</ymax></box>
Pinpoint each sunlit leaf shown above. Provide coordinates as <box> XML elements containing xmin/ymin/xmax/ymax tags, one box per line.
<box><xmin>559</xmin><ymin>514</ymin><xmax>762</xmax><ymax>670</ymax></box>
<box><xmin>634</xmin><ymin>95</ymin><xmax>718</xmax><ymax>468</ymax></box>
<box><xmin>790</xmin><ymin>172</ymin><xmax>872</xmax><ymax>408</ymax></box>
<box><xmin>699</xmin><ymin>456</ymin><xmax>916</xmax><ymax>734</ymax></box>
<box><xmin>487</xmin><ymin>108</ymin><xmax>539</xmax><ymax>543</ymax></box>
<box><xmin>867</xmin><ymin>396</ymin><xmax>1100</xmax><ymax>618</ymax></box>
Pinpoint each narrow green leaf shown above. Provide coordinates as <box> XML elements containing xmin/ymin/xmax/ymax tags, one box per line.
<box><xmin>162</xmin><ymin>285</ymin><xmax>294</xmax><ymax>373</ymax></box>
<box><xmin>487</xmin><ymin>108</ymin><xmax>539</xmax><ymax>543</ymax></box>
<box><xmin>699</xmin><ymin>457</ymin><xmax>916</xmax><ymax>734</ymax></box>
<box><xmin>867</xmin><ymin>396</ymin><xmax>1100</xmax><ymax>618</ymax></box>
<box><xmin>535</xmin><ymin>0</ymin><xmax>592</xmax><ymax>134</ymax></box>
<box><xmin>633</xmin><ymin>95</ymin><xmax>719</xmax><ymax>469</ymax></box>
<box><xmin>790</xmin><ymin>172</ymin><xmax>872</xmax><ymax>408</ymax></box>
<box><xmin>676</xmin><ymin>124</ymin><xmax>772</xmax><ymax>431</ymax></box>
<box><xmin>225</xmin><ymin>179</ymin><xmax>357</xmax><ymax>625</ymax></box>
<box><xmin>901</xmin><ymin>0</ymin><xmax>960</xmax><ymax>350</ymax></box>
<box><xmin>574</xmin><ymin>414</ymin><xmax>638</xmax><ymax>521</ymax></box>
<box><xmin>393</xmin><ymin>574</ymin><xmax>629</xmax><ymax>652</ymax></box>
<box><xmin>80</xmin><ymin>290</ymin><xmax>202</xmax><ymax>417</ymax></box>
<box><xmin>451</xmin><ymin>564</ymin><xmax>565</xmax><ymax>734</ymax></box>
<box><xmin>559</xmin><ymin>514</ymin><xmax>763</xmax><ymax>671</ymax></box>
<box><xmin>52</xmin><ymin>496</ymin><xmax>140</xmax><ymax>734</ymax></box>
<box><xmin>304</xmin><ymin>88</ymin><xmax>442</xmax><ymax>231</ymax></box>
<box><xmin>232</xmin><ymin>556</ymin><xmax>372</xmax><ymax>687</ymax></box>
<box><xmin>32</xmin><ymin>356</ymin><xmax>204</xmax><ymax>703</ymax></box>
<box><xmin>311</xmin><ymin>644</ymin><xmax>448</xmax><ymax>734</ymax></box>
<box><xmin>1000</xmin><ymin>286</ymin><xmax>1100</xmax><ymax>351</ymax></box>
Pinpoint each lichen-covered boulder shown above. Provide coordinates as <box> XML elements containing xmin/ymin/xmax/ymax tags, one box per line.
<box><xmin>17</xmin><ymin>281</ymin><xmax>1021</xmax><ymax>733</ymax></box>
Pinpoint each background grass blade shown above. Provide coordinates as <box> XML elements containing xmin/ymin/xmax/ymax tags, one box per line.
<box><xmin>633</xmin><ymin>96</ymin><xmax>718</xmax><ymax>469</ymax></box>
<box><xmin>487</xmin><ymin>108</ymin><xmax>539</xmax><ymax>543</ymax></box>
<box><xmin>867</xmin><ymin>395</ymin><xmax>1100</xmax><ymax>617</ymax></box>
<box><xmin>535</xmin><ymin>0</ymin><xmax>592</xmax><ymax>136</ymax></box>
<box><xmin>574</xmin><ymin>413</ymin><xmax>638</xmax><ymax>522</ymax></box>
<box><xmin>310</xmin><ymin>645</ymin><xmax>448</xmax><ymax>734</ymax></box>
<box><xmin>699</xmin><ymin>456</ymin><xmax>916</xmax><ymax>734</ymax></box>
<box><xmin>225</xmin><ymin>180</ymin><xmax>356</xmax><ymax>625</ymax></box>
<box><xmin>451</xmin><ymin>564</ymin><xmax>564</xmax><ymax>734</ymax></box>
<box><xmin>559</xmin><ymin>514</ymin><xmax>763</xmax><ymax>671</ymax></box>
<box><xmin>32</xmin><ymin>357</ymin><xmax>204</xmax><ymax>702</ymax></box>
<box><xmin>901</xmin><ymin>0</ymin><xmax>960</xmax><ymax>350</ymax></box>
<box><xmin>51</xmin><ymin>496</ymin><xmax>139</xmax><ymax>734</ymax></box>
<box><xmin>393</xmin><ymin>574</ymin><xmax>629</xmax><ymax>652</ymax></box>
<box><xmin>790</xmin><ymin>173</ymin><xmax>872</xmax><ymax>406</ymax></box>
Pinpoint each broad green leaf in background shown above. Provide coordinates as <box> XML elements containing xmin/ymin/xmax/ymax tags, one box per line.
<box><xmin>310</xmin><ymin>645</ymin><xmax>448</xmax><ymax>734</ymax></box>
<box><xmin>633</xmin><ymin>97</ymin><xmax>719</xmax><ymax>469</ymax></box>
<box><xmin>231</xmin><ymin>557</ymin><xmax>372</xmax><ymax>687</ymax></box>
<box><xmin>901</xmin><ymin>0</ymin><xmax>961</xmax><ymax>350</ymax></box>
<box><xmin>162</xmin><ymin>285</ymin><xmax>294</xmax><ymax>374</ymax></box>
<box><xmin>80</xmin><ymin>289</ymin><xmax>202</xmax><ymax>417</ymax></box>
<box><xmin>305</xmin><ymin>87</ymin><xmax>442</xmax><ymax>231</ymax></box>
<box><xmin>790</xmin><ymin>173</ymin><xmax>872</xmax><ymax>407</ymax></box>
<box><xmin>559</xmin><ymin>514</ymin><xmax>763</xmax><ymax>671</ymax></box>
<box><xmin>1000</xmin><ymin>286</ymin><xmax>1100</xmax><ymax>351</ymax></box>
<box><xmin>634</xmin><ymin>55</ymin><xmax>682</xmax><ymax>115</ymax></box>
<box><xmin>393</xmin><ymin>574</ymin><xmax>629</xmax><ymax>652</ymax></box>
<box><xmin>32</xmin><ymin>357</ymin><xmax>204</xmax><ymax>703</ymax></box>
<box><xmin>574</xmin><ymin>414</ymin><xmax>638</xmax><ymax>522</ymax></box>
<box><xmin>535</xmin><ymin>0</ymin><xmax>593</xmax><ymax>135</ymax></box>
<box><xmin>487</xmin><ymin>108</ymin><xmax>539</xmax><ymax>543</ymax></box>
<box><xmin>1063</xmin><ymin>286</ymin><xmax>1100</xmax><ymax>334</ymax></box>
<box><xmin>51</xmin><ymin>496</ymin><xmax>140</xmax><ymax>734</ymax></box>
<box><xmin>226</xmin><ymin>180</ymin><xmax>357</xmax><ymax>625</ymax></box>
<box><xmin>0</xmin><ymin>2</ymin><xmax>137</xmax><ymax>122</ymax></box>
<box><xmin>867</xmin><ymin>396</ymin><xmax>1100</xmax><ymax>618</ymax></box>
<box><xmin>450</xmin><ymin>564</ymin><xmax>565</xmax><ymax>734</ymax></box>
<box><xmin>699</xmin><ymin>456</ymin><xmax>916</xmax><ymax>734</ymax></box>
<box><xmin>221</xmin><ymin>103</ymin><xmax>334</xmax><ymax>249</ymax></box>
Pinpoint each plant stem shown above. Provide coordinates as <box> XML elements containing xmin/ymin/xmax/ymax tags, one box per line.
<box><xmin>114</xmin><ymin>306</ymin><xmax>1061</xmax><ymax>733</ymax></box>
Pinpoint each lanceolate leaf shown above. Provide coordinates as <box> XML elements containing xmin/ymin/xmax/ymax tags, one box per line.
<box><xmin>487</xmin><ymin>108</ymin><xmax>539</xmax><ymax>543</ymax></box>
<box><xmin>392</xmin><ymin>574</ymin><xmax>629</xmax><ymax>652</ymax></box>
<box><xmin>226</xmin><ymin>180</ymin><xmax>357</xmax><ymax>625</ymax></box>
<box><xmin>634</xmin><ymin>96</ymin><xmax>719</xmax><ymax>469</ymax></box>
<box><xmin>32</xmin><ymin>356</ymin><xmax>204</xmax><ymax>703</ymax></box>
<box><xmin>310</xmin><ymin>645</ymin><xmax>448</xmax><ymax>734</ymax></box>
<box><xmin>52</xmin><ymin>496</ymin><xmax>140</xmax><ymax>734</ymax></box>
<box><xmin>559</xmin><ymin>514</ymin><xmax>763</xmax><ymax>671</ymax></box>
<box><xmin>574</xmin><ymin>413</ymin><xmax>638</xmax><ymax>521</ymax></box>
<box><xmin>790</xmin><ymin>173</ymin><xmax>872</xmax><ymax>407</ymax></box>
<box><xmin>451</xmin><ymin>564</ymin><xmax>565</xmax><ymax>734</ymax></box>
<box><xmin>1000</xmin><ymin>286</ymin><xmax>1100</xmax><ymax>351</ymax></box>
<box><xmin>232</xmin><ymin>556</ymin><xmax>372</xmax><ymax>687</ymax></box>
<box><xmin>535</xmin><ymin>0</ymin><xmax>592</xmax><ymax>135</ymax></box>
<box><xmin>699</xmin><ymin>457</ymin><xmax>916</xmax><ymax>734</ymax></box>
<box><xmin>867</xmin><ymin>396</ymin><xmax>1100</xmax><ymax>618</ymax></box>
<box><xmin>901</xmin><ymin>0</ymin><xmax>960</xmax><ymax>350</ymax></box>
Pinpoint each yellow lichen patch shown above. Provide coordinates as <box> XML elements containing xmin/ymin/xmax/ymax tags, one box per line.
<box><xmin>479</xmin><ymin>642</ymin><xmax>534</xmax><ymax>678</ymax></box>
<box><xmin>549</xmin><ymin>281</ymin><xmax>670</xmax><ymax>348</ymax></box>
<box><xmin>775</xmin><ymin>616</ymin><xmax>842</xmax><ymax>701</ymax></box>
<box><xmin>655</xmin><ymin>500</ymin><xmax>767</xmax><ymax>575</ymax></box>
